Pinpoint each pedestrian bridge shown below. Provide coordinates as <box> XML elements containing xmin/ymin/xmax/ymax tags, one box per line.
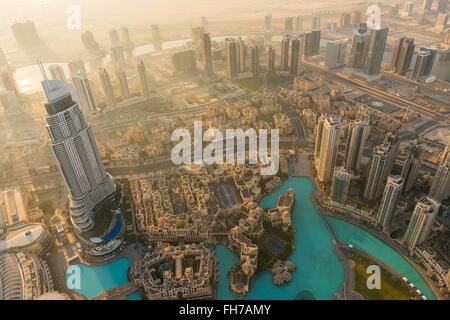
<box><xmin>91</xmin><ymin>282</ymin><xmax>139</xmax><ymax>300</ymax></box>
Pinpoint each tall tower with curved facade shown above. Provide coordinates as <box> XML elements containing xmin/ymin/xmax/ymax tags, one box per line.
<box><xmin>41</xmin><ymin>80</ymin><xmax>116</xmax><ymax>233</ymax></box>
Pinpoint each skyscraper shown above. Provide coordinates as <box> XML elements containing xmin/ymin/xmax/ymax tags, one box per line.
<box><xmin>115</xmin><ymin>68</ymin><xmax>130</xmax><ymax>100</ymax></box>
<box><xmin>302</xmin><ymin>30</ymin><xmax>321</xmax><ymax>57</ymax></box>
<box><xmin>225</xmin><ymin>38</ymin><xmax>237</xmax><ymax>79</ymax></box>
<box><xmin>391</xmin><ymin>37</ymin><xmax>415</xmax><ymax>75</ymax></box>
<box><xmin>109</xmin><ymin>30</ymin><xmax>120</xmax><ymax>47</ymax></box>
<box><xmin>70</xmin><ymin>73</ymin><xmax>98</xmax><ymax>113</ymax></box>
<box><xmin>111</xmin><ymin>46</ymin><xmax>126</xmax><ymax>66</ymax></box>
<box><xmin>403</xmin><ymin>197</ymin><xmax>440</xmax><ymax>249</ymax></box>
<box><xmin>281</xmin><ymin>36</ymin><xmax>290</xmax><ymax>71</ymax></box>
<box><xmin>191</xmin><ymin>27</ymin><xmax>204</xmax><ymax>42</ymax></box>
<box><xmin>423</xmin><ymin>0</ymin><xmax>433</xmax><ymax>11</ymax></box>
<box><xmin>250</xmin><ymin>45</ymin><xmax>260</xmax><ymax>77</ymax></box>
<box><xmin>330</xmin><ymin>166</ymin><xmax>352</xmax><ymax>203</ymax></box>
<box><xmin>120</xmin><ymin>26</ymin><xmax>135</xmax><ymax>58</ymax></box>
<box><xmin>201</xmin><ymin>16</ymin><xmax>208</xmax><ymax>31</ymax></box>
<box><xmin>411</xmin><ymin>47</ymin><xmax>437</xmax><ymax>81</ymax></box>
<box><xmin>314</xmin><ymin>115</ymin><xmax>325</xmax><ymax>160</ymax></box>
<box><xmin>49</xmin><ymin>64</ymin><xmax>66</xmax><ymax>83</ymax></box>
<box><xmin>137</xmin><ymin>58</ymin><xmax>150</xmax><ymax>99</ymax></box>
<box><xmin>1</xmin><ymin>72</ymin><xmax>17</xmax><ymax>93</ymax></box>
<box><xmin>436</xmin><ymin>0</ymin><xmax>448</xmax><ymax>13</ymax></box>
<box><xmin>325</xmin><ymin>39</ymin><xmax>347</xmax><ymax>69</ymax></box>
<box><xmin>348</xmin><ymin>23</ymin><xmax>371</xmax><ymax>69</ymax></box>
<box><xmin>364</xmin><ymin>25</ymin><xmax>389</xmax><ymax>75</ymax></box>
<box><xmin>344</xmin><ymin>120</ymin><xmax>370</xmax><ymax>172</ymax></box>
<box><xmin>350</xmin><ymin>11</ymin><xmax>361</xmax><ymax>25</ymax></box>
<box><xmin>41</xmin><ymin>79</ymin><xmax>116</xmax><ymax>232</ymax></box>
<box><xmin>312</xmin><ymin>15</ymin><xmax>321</xmax><ymax>31</ymax></box>
<box><xmin>237</xmin><ymin>38</ymin><xmax>246</xmax><ymax>73</ymax></box>
<box><xmin>399</xmin><ymin>2</ymin><xmax>415</xmax><ymax>17</ymax></box>
<box><xmin>401</xmin><ymin>143</ymin><xmax>423</xmax><ymax>192</ymax></box>
<box><xmin>295</xmin><ymin>16</ymin><xmax>303</xmax><ymax>34</ymax></box>
<box><xmin>290</xmin><ymin>36</ymin><xmax>302</xmax><ymax>75</ymax></box>
<box><xmin>317</xmin><ymin>116</ymin><xmax>341</xmax><ymax>183</ymax></box>
<box><xmin>377</xmin><ymin>175</ymin><xmax>404</xmax><ymax>230</ymax></box>
<box><xmin>285</xmin><ymin>17</ymin><xmax>294</xmax><ymax>33</ymax></box>
<box><xmin>201</xmin><ymin>33</ymin><xmax>213</xmax><ymax>75</ymax></box>
<box><xmin>151</xmin><ymin>24</ymin><xmax>162</xmax><ymax>51</ymax></box>
<box><xmin>364</xmin><ymin>135</ymin><xmax>398</xmax><ymax>201</ymax></box>
<box><xmin>81</xmin><ymin>31</ymin><xmax>100</xmax><ymax>52</ymax></box>
<box><xmin>339</xmin><ymin>12</ymin><xmax>351</xmax><ymax>29</ymax></box>
<box><xmin>98</xmin><ymin>68</ymin><xmax>115</xmax><ymax>107</ymax></box>
<box><xmin>429</xmin><ymin>156</ymin><xmax>450</xmax><ymax>202</ymax></box>
<box><xmin>266</xmin><ymin>46</ymin><xmax>275</xmax><ymax>78</ymax></box>
<box><xmin>265</xmin><ymin>14</ymin><xmax>272</xmax><ymax>33</ymax></box>
<box><xmin>68</xmin><ymin>59</ymin><xmax>86</xmax><ymax>74</ymax></box>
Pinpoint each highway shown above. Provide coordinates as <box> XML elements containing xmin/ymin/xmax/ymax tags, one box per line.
<box><xmin>302</xmin><ymin>62</ymin><xmax>449</xmax><ymax>125</ymax></box>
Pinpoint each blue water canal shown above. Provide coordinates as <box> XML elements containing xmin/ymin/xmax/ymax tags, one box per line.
<box><xmin>216</xmin><ymin>175</ymin><xmax>436</xmax><ymax>300</ymax></box>
<box><xmin>64</xmin><ymin>175</ymin><xmax>436</xmax><ymax>300</ymax></box>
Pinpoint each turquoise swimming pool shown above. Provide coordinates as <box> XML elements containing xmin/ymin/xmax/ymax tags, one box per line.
<box><xmin>64</xmin><ymin>257</ymin><xmax>142</xmax><ymax>300</ymax></box>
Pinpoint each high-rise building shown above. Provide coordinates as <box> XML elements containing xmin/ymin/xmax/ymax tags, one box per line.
<box><xmin>0</xmin><ymin>91</ymin><xmax>21</xmax><ymax>114</ymax></box>
<box><xmin>401</xmin><ymin>143</ymin><xmax>423</xmax><ymax>192</ymax></box>
<box><xmin>11</xmin><ymin>20</ymin><xmax>40</xmax><ymax>46</ymax></box>
<box><xmin>68</xmin><ymin>59</ymin><xmax>86</xmax><ymax>74</ymax></box>
<box><xmin>325</xmin><ymin>39</ymin><xmax>347</xmax><ymax>69</ymax></box>
<box><xmin>202</xmin><ymin>33</ymin><xmax>214</xmax><ymax>75</ymax></box>
<box><xmin>350</xmin><ymin>11</ymin><xmax>361</xmax><ymax>25</ymax></box>
<box><xmin>41</xmin><ymin>80</ymin><xmax>116</xmax><ymax>232</ymax></box>
<box><xmin>411</xmin><ymin>46</ymin><xmax>437</xmax><ymax>81</ymax></box>
<box><xmin>81</xmin><ymin>31</ymin><xmax>100</xmax><ymax>52</ymax></box>
<box><xmin>391</xmin><ymin>38</ymin><xmax>415</xmax><ymax>75</ymax></box>
<box><xmin>0</xmin><ymin>47</ymin><xmax>8</xmax><ymax>71</ymax></box>
<box><xmin>201</xmin><ymin>17</ymin><xmax>208</xmax><ymax>31</ymax></box>
<box><xmin>429</xmin><ymin>157</ymin><xmax>450</xmax><ymax>202</ymax></box>
<box><xmin>250</xmin><ymin>45</ymin><xmax>260</xmax><ymax>76</ymax></box>
<box><xmin>115</xmin><ymin>68</ymin><xmax>130</xmax><ymax>100</ymax></box>
<box><xmin>120</xmin><ymin>26</ymin><xmax>135</xmax><ymax>58</ymax></box>
<box><xmin>191</xmin><ymin>27</ymin><xmax>204</xmax><ymax>42</ymax></box>
<box><xmin>109</xmin><ymin>30</ymin><xmax>120</xmax><ymax>47</ymax></box>
<box><xmin>98</xmin><ymin>68</ymin><xmax>115</xmax><ymax>106</ymax></box>
<box><xmin>225</xmin><ymin>39</ymin><xmax>237</xmax><ymax>79</ymax></box>
<box><xmin>151</xmin><ymin>24</ymin><xmax>162</xmax><ymax>51</ymax></box>
<box><xmin>314</xmin><ymin>115</ymin><xmax>325</xmax><ymax>160</ymax></box>
<box><xmin>49</xmin><ymin>65</ymin><xmax>66</xmax><ymax>83</ymax></box>
<box><xmin>364</xmin><ymin>26</ymin><xmax>389</xmax><ymax>75</ymax></box>
<box><xmin>312</xmin><ymin>15</ymin><xmax>321</xmax><ymax>31</ymax></box>
<box><xmin>317</xmin><ymin>116</ymin><xmax>341</xmax><ymax>183</ymax></box>
<box><xmin>344</xmin><ymin>120</ymin><xmax>370</xmax><ymax>172</ymax></box>
<box><xmin>1</xmin><ymin>72</ymin><xmax>17</xmax><ymax>93</ymax></box>
<box><xmin>436</xmin><ymin>0</ymin><xmax>448</xmax><ymax>13</ymax></box>
<box><xmin>281</xmin><ymin>36</ymin><xmax>290</xmax><ymax>71</ymax></box>
<box><xmin>70</xmin><ymin>73</ymin><xmax>98</xmax><ymax>113</ymax></box>
<box><xmin>266</xmin><ymin>46</ymin><xmax>275</xmax><ymax>77</ymax></box>
<box><xmin>285</xmin><ymin>17</ymin><xmax>294</xmax><ymax>33</ymax></box>
<box><xmin>137</xmin><ymin>58</ymin><xmax>150</xmax><ymax>99</ymax></box>
<box><xmin>403</xmin><ymin>197</ymin><xmax>440</xmax><ymax>249</ymax></box>
<box><xmin>171</xmin><ymin>49</ymin><xmax>196</xmax><ymax>74</ymax></box>
<box><xmin>111</xmin><ymin>46</ymin><xmax>126</xmax><ymax>66</ymax></box>
<box><xmin>377</xmin><ymin>175</ymin><xmax>404</xmax><ymax>230</ymax></box>
<box><xmin>364</xmin><ymin>135</ymin><xmax>398</xmax><ymax>200</ymax></box>
<box><xmin>339</xmin><ymin>12</ymin><xmax>351</xmax><ymax>29</ymax></box>
<box><xmin>423</xmin><ymin>0</ymin><xmax>433</xmax><ymax>11</ymax></box>
<box><xmin>330</xmin><ymin>166</ymin><xmax>352</xmax><ymax>203</ymax></box>
<box><xmin>290</xmin><ymin>36</ymin><xmax>303</xmax><ymax>75</ymax></box>
<box><xmin>296</xmin><ymin>16</ymin><xmax>303</xmax><ymax>34</ymax></box>
<box><xmin>399</xmin><ymin>2</ymin><xmax>415</xmax><ymax>16</ymax></box>
<box><xmin>302</xmin><ymin>30</ymin><xmax>321</xmax><ymax>57</ymax></box>
<box><xmin>435</xmin><ymin>13</ymin><xmax>448</xmax><ymax>30</ymax></box>
<box><xmin>265</xmin><ymin>14</ymin><xmax>272</xmax><ymax>33</ymax></box>
<box><xmin>237</xmin><ymin>38</ymin><xmax>246</xmax><ymax>73</ymax></box>
<box><xmin>348</xmin><ymin>23</ymin><xmax>371</xmax><ymax>69</ymax></box>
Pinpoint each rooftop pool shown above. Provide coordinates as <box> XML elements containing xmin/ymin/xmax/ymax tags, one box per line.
<box><xmin>216</xmin><ymin>175</ymin><xmax>436</xmax><ymax>300</ymax></box>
